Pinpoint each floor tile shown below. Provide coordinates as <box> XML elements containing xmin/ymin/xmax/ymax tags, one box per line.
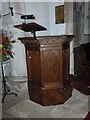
<box><xmin>48</xmin><ymin>105</ymin><xmax>84</xmax><ymax>118</ymax></box>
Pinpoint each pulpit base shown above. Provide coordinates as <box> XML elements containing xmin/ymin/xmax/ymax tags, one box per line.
<box><xmin>29</xmin><ymin>81</ymin><xmax>72</xmax><ymax>106</ymax></box>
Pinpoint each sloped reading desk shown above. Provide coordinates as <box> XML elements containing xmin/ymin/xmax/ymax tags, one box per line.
<box><xmin>14</xmin><ymin>22</ymin><xmax>47</xmax><ymax>38</ymax></box>
<box><xmin>14</xmin><ymin>22</ymin><xmax>74</xmax><ymax>106</ymax></box>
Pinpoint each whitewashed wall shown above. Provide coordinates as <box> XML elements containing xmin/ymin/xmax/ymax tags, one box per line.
<box><xmin>24</xmin><ymin>2</ymin><xmax>50</xmax><ymax>36</ymax></box>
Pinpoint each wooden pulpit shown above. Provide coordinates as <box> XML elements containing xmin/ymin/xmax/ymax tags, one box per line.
<box><xmin>14</xmin><ymin>22</ymin><xmax>74</xmax><ymax>106</ymax></box>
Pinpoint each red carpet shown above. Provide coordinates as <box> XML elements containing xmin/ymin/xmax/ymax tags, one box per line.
<box><xmin>84</xmin><ymin>111</ymin><xmax>90</xmax><ymax>120</ymax></box>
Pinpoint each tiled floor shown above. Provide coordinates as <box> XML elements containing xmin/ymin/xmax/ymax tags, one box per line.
<box><xmin>1</xmin><ymin>77</ymin><xmax>90</xmax><ymax>119</ymax></box>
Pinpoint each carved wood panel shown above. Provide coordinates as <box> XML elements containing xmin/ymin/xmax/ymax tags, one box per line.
<box><xmin>42</xmin><ymin>48</ymin><xmax>61</xmax><ymax>85</ymax></box>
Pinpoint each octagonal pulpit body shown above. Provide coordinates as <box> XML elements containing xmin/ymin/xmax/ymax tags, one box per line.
<box><xmin>19</xmin><ymin>35</ymin><xmax>74</xmax><ymax>106</ymax></box>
